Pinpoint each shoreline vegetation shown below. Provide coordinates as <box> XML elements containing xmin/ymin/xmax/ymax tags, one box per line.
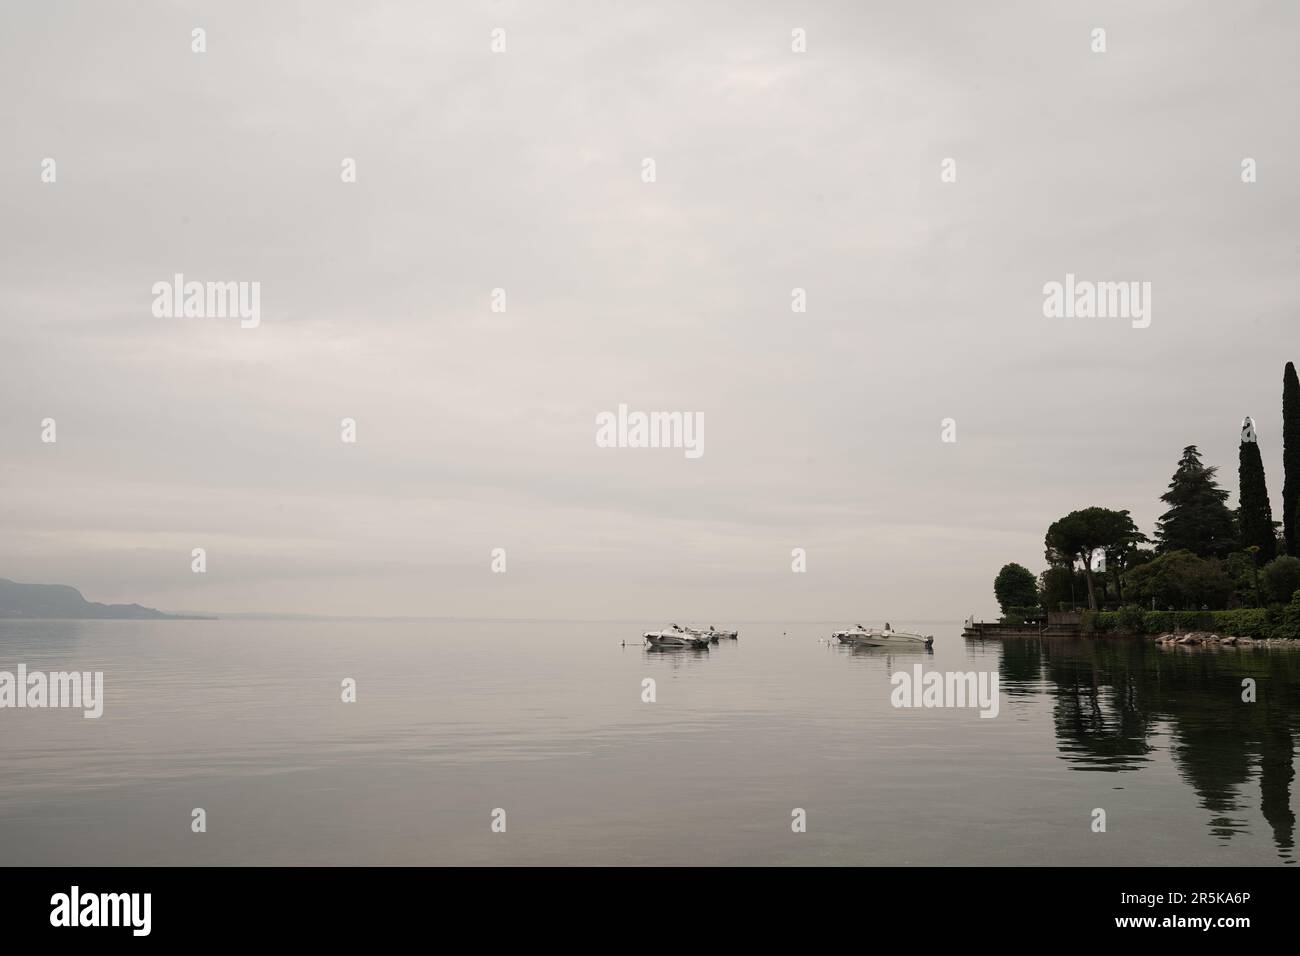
<box><xmin>985</xmin><ymin>362</ymin><xmax>1300</xmax><ymax>642</ymax></box>
<box><xmin>1083</xmin><ymin>606</ymin><xmax>1300</xmax><ymax>641</ymax></box>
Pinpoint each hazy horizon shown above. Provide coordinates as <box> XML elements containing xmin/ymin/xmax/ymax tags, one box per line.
<box><xmin>4</xmin><ymin>1</ymin><xmax>1299</xmax><ymax>620</ymax></box>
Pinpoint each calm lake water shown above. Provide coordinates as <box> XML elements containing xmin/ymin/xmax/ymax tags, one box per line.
<box><xmin>1</xmin><ymin>619</ymin><xmax>1297</xmax><ymax>865</ymax></box>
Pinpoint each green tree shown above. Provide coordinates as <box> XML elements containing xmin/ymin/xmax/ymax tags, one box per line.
<box><xmin>1284</xmin><ymin>362</ymin><xmax>1300</xmax><ymax>555</ymax></box>
<box><xmin>1123</xmin><ymin>550</ymin><xmax>1234</xmax><ymax>610</ymax></box>
<box><xmin>1227</xmin><ymin>549</ymin><xmax>1264</xmax><ymax>607</ymax></box>
<box><xmin>1260</xmin><ymin>555</ymin><xmax>1300</xmax><ymax>605</ymax></box>
<box><xmin>994</xmin><ymin>563</ymin><xmax>1038</xmax><ymax>614</ymax></box>
<box><xmin>1155</xmin><ymin>445</ymin><xmax>1237</xmax><ymax>557</ymax></box>
<box><xmin>1038</xmin><ymin>565</ymin><xmax>1088</xmax><ymax>611</ymax></box>
<box><xmin>1102</xmin><ymin>530</ymin><xmax>1151</xmax><ymax>603</ymax></box>
<box><xmin>1045</xmin><ymin>508</ymin><xmax>1145</xmax><ymax>610</ymax></box>
<box><xmin>1238</xmin><ymin>418</ymin><xmax>1276</xmax><ymax>564</ymax></box>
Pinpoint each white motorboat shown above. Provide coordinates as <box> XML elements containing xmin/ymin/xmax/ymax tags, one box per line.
<box><xmin>643</xmin><ymin>625</ymin><xmax>711</xmax><ymax>649</ymax></box>
<box><xmin>833</xmin><ymin>625</ymin><xmax>882</xmax><ymax>644</ymax></box>
<box><xmin>833</xmin><ymin>623</ymin><xmax>933</xmax><ymax>648</ymax></box>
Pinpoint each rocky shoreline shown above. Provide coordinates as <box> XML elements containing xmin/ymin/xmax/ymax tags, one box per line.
<box><xmin>1151</xmin><ymin>631</ymin><xmax>1299</xmax><ymax>648</ymax></box>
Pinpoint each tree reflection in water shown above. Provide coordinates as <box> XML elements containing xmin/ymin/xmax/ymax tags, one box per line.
<box><xmin>994</xmin><ymin>636</ymin><xmax>1298</xmax><ymax>860</ymax></box>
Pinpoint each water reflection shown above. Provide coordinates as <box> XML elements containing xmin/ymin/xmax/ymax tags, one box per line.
<box><xmin>829</xmin><ymin>641</ymin><xmax>933</xmax><ymax>673</ymax></box>
<box><xmin>983</xmin><ymin>636</ymin><xmax>1299</xmax><ymax>862</ymax></box>
<box><xmin>634</xmin><ymin>642</ymin><xmax>712</xmax><ymax>671</ymax></box>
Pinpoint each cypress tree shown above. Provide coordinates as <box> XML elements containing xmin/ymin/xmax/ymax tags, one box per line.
<box><xmin>1238</xmin><ymin>417</ymin><xmax>1276</xmax><ymax>564</ymax></box>
<box><xmin>1155</xmin><ymin>445</ymin><xmax>1237</xmax><ymax>557</ymax></box>
<box><xmin>1284</xmin><ymin>362</ymin><xmax>1300</xmax><ymax>555</ymax></box>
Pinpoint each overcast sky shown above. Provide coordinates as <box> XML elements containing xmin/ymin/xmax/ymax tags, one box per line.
<box><xmin>2</xmin><ymin>1</ymin><xmax>1298</xmax><ymax>620</ymax></box>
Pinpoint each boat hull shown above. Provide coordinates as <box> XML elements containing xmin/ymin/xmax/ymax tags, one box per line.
<box><xmin>834</xmin><ymin>629</ymin><xmax>933</xmax><ymax>648</ymax></box>
<box><xmin>644</xmin><ymin>630</ymin><xmax>711</xmax><ymax>649</ymax></box>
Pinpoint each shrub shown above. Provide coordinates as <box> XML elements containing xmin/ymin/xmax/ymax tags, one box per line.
<box><xmin>1078</xmin><ymin>606</ymin><xmax>1293</xmax><ymax>638</ymax></box>
<box><xmin>1083</xmin><ymin>608</ymin><xmax>1144</xmax><ymax>633</ymax></box>
<box><xmin>1260</xmin><ymin>556</ymin><xmax>1300</xmax><ymax>605</ymax></box>
<box><xmin>1114</xmin><ymin>605</ymin><xmax>1146</xmax><ymax>633</ymax></box>
<box><xmin>1142</xmin><ymin>610</ymin><xmax>1176</xmax><ymax>634</ymax></box>
<box><xmin>1212</xmin><ymin>608</ymin><xmax>1270</xmax><ymax>638</ymax></box>
<box><xmin>1123</xmin><ymin>550</ymin><xmax>1234</xmax><ymax>610</ymax></box>
<box><xmin>1176</xmin><ymin>610</ymin><xmax>1216</xmax><ymax>631</ymax></box>
<box><xmin>1271</xmin><ymin>590</ymin><xmax>1300</xmax><ymax>639</ymax></box>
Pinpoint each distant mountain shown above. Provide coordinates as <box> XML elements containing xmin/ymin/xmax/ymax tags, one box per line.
<box><xmin>0</xmin><ymin>578</ymin><xmax>211</xmax><ymax>620</ymax></box>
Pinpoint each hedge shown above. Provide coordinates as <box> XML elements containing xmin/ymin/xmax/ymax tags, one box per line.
<box><xmin>1081</xmin><ymin>605</ymin><xmax>1292</xmax><ymax>638</ymax></box>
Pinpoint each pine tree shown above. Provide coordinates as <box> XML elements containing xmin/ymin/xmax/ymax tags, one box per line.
<box><xmin>1238</xmin><ymin>417</ymin><xmax>1276</xmax><ymax>564</ymax></box>
<box><xmin>1284</xmin><ymin>362</ymin><xmax>1300</xmax><ymax>555</ymax></box>
<box><xmin>1155</xmin><ymin>445</ymin><xmax>1237</xmax><ymax>557</ymax></box>
<box><xmin>1044</xmin><ymin>507</ymin><xmax>1144</xmax><ymax>611</ymax></box>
